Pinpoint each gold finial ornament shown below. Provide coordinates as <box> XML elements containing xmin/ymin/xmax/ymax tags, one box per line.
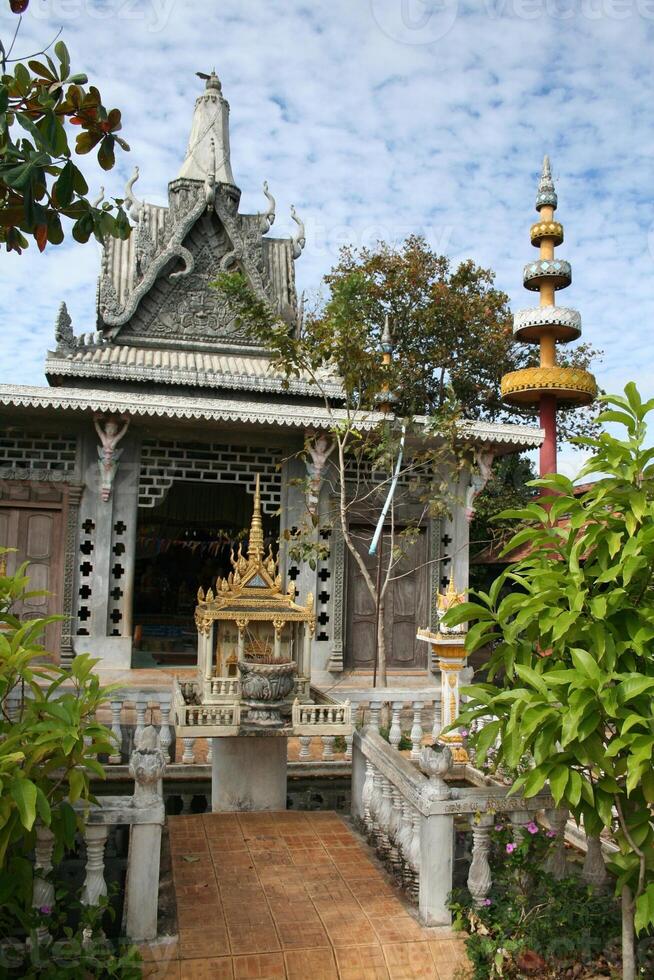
<box><xmin>436</xmin><ymin>573</ymin><xmax>466</xmax><ymax>635</ymax></box>
<box><xmin>248</xmin><ymin>473</ymin><xmax>265</xmax><ymax>562</ymax></box>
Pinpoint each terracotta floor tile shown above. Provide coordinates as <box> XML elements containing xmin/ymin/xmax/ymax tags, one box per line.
<box><xmin>231</xmin><ymin>952</ymin><xmax>286</xmax><ymax>979</ymax></box>
<box><xmin>382</xmin><ymin>942</ymin><xmax>439</xmax><ymax>979</ymax></box>
<box><xmin>179</xmin><ymin>957</ymin><xmax>233</xmax><ymax>980</ymax></box>
<box><xmin>334</xmin><ymin>945</ymin><xmax>390</xmax><ymax>980</ymax></box>
<box><xmin>369</xmin><ymin>915</ymin><xmax>427</xmax><ymax>944</ymax></box>
<box><xmin>138</xmin><ymin>939</ymin><xmax>179</xmax><ymax>963</ymax></box>
<box><xmin>284</xmin><ymin>947</ymin><xmax>338</xmax><ymax>979</ymax></box>
<box><xmin>225</xmin><ymin>909</ymin><xmax>281</xmax><ymax>956</ymax></box>
<box><xmin>317</xmin><ymin>907</ymin><xmax>378</xmax><ymax>947</ymax></box>
<box><xmin>274</xmin><ymin>916</ymin><xmax>330</xmax><ymax>950</ymax></box>
<box><xmin>142</xmin><ymin>961</ymin><xmax>181</xmax><ymax>980</ymax></box>
<box><xmin>178</xmin><ymin>925</ymin><xmax>231</xmax><ymax>960</ymax></box>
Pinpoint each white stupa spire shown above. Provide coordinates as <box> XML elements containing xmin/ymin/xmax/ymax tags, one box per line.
<box><xmin>178</xmin><ymin>71</ymin><xmax>236</xmax><ymax>185</ymax></box>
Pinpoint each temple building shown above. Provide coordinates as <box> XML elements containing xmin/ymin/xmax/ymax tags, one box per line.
<box><xmin>0</xmin><ymin>71</ymin><xmax>542</xmax><ymax>682</ymax></box>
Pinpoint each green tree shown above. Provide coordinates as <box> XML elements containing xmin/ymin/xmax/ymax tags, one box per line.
<box><xmin>0</xmin><ymin>551</ymin><xmax>115</xmax><ymax>922</ymax></box>
<box><xmin>322</xmin><ymin>237</ymin><xmax>600</xmax><ymax>440</ymax></box>
<box><xmin>444</xmin><ymin>384</ymin><xmax>654</xmax><ymax>980</ymax></box>
<box><xmin>1</xmin><ymin>24</ymin><xmax>130</xmax><ymax>253</ymax></box>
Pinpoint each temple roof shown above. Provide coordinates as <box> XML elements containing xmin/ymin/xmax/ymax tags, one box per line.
<box><xmin>46</xmin><ymin>71</ymin><xmax>307</xmax><ymax>396</ymax></box>
<box><xmin>0</xmin><ymin>383</ymin><xmax>545</xmax><ymax>452</ymax></box>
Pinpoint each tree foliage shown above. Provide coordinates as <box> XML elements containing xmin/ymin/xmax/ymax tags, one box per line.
<box><xmin>0</xmin><ymin>31</ymin><xmax>130</xmax><ymax>253</ymax></box>
<box><xmin>444</xmin><ymin>384</ymin><xmax>654</xmax><ymax>978</ymax></box>
<box><xmin>320</xmin><ymin>237</ymin><xmax>601</xmax><ymax>441</ymax></box>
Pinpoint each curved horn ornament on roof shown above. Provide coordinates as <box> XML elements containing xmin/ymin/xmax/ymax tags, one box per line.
<box><xmin>290</xmin><ymin>205</ymin><xmax>305</xmax><ymax>260</ymax></box>
<box><xmin>260</xmin><ymin>181</ymin><xmax>276</xmax><ymax>233</ymax></box>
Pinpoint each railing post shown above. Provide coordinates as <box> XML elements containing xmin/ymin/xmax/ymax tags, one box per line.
<box><xmin>108</xmin><ymin>696</ymin><xmax>124</xmax><ymax>764</ymax></box>
<box><xmin>321</xmin><ymin>735</ymin><xmax>335</xmax><ymax>761</ymax></box>
<box><xmin>410</xmin><ymin>702</ymin><xmax>424</xmax><ymax>761</ymax></box>
<box><xmin>81</xmin><ymin>824</ymin><xmax>109</xmax><ymax>907</ymax></box>
<box><xmin>134</xmin><ymin>692</ymin><xmax>147</xmax><ymax>746</ymax></box>
<box><xmin>350</xmin><ymin>736</ymin><xmax>367</xmax><ymax>824</ymax></box>
<box><xmin>344</xmin><ymin>733</ymin><xmax>353</xmax><ymax>761</ymax></box>
<box><xmin>125</xmin><ymin>726</ymin><xmax>166</xmax><ymax>941</ymax></box>
<box><xmin>418</xmin><ymin>806</ymin><xmax>454</xmax><ymax>926</ymax></box>
<box><xmin>467</xmin><ymin>812</ymin><xmax>494</xmax><ymax>907</ymax></box>
<box><xmin>298</xmin><ymin>735</ymin><xmax>312</xmax><ymax>760</ymax></box>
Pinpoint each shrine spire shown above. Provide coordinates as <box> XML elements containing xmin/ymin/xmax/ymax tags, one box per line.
<box><xmin>248</xmin><ymin>474</ymin><xmax>265</xmax><ymax>562</ymax></box>
<box><xmin>178</xmin><ymin>70</ymin><xmax>236</xmax><ymax>185</ymax></box>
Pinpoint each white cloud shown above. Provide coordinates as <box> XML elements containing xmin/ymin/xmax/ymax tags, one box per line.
<box><xmin>2</xmin><ymin>0</ymin><xmax>652</xmax><ymax>453</ymax></box>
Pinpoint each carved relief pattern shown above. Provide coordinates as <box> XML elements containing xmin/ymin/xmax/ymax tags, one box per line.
<box><xmin>0</xmin><ymin>430</ymin><xmax>77</xmax><ymax>474</ymax></box>
<box><xmin>60</xmin><ymin>485</ymin><xmax>83</xmax><ymax>664</ymax></box>
<box><xmin>328</xmin><ymin>532</ymin><xmax>345</xmax><ymax>672</ymax></box>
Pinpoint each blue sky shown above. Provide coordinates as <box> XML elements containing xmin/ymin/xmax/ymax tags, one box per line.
<box><xmin>2</xmin><ymin>0</ymin><xmax>654</xmax><ymax>475</ymax></box>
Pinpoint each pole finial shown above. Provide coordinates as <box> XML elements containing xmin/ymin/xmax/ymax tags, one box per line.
<box><xmin>248</xmin><ymin>473</ymin><xmax>264</xmax><ymax>561</ymax></box>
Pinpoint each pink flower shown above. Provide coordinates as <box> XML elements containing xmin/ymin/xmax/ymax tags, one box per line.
<box><xmin>495</xmin><ymin>824</ymin><xmax>503</xmax><ymax>831</ymax></box>
<box><xmin>546</xmin><ymin>829</ymin><xmax>557</xmax><ymax>839</ymax></box>
<box><xmin>482</xmin><ymin>898</ymin><xmax>492</xmax><ymax>906</ymax></box>
<box><xmin>460</xmin><ymin>729</ymin><xmax>469</xmax><ymax>738</ymax></box>
<box><xmin>527</xmin><ymin>821</ymin><xmax>539</xmax><ymax>835</ymax></box>
<box><xmin>505</xmin><ymin>843</ymin><xmax>517</xmax><ymax>854</ymax></box>
<box><xmin>39</xmin><ymin>906</ymin><xmax>52</xmax><ymax>916</ymax></box>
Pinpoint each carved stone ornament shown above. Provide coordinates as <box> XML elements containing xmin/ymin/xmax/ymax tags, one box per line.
<box><xmin>94</xmin><ymin>413</ymin><xmax>129</xmax><ymax>501</ymax></box>
<box><xmin>418</xmin><ymin>744</ymin><xmax>452</xmax><ymax>800</ymax></box>
<box><xmin>54</xmin><ymin>301</ymin><xmax>76</xmax><ymax>353</ymax></box>
<box><xmin>128</xmin><ymin>725</ymin><xmax>166</xmax><ymax>808</ymax></box>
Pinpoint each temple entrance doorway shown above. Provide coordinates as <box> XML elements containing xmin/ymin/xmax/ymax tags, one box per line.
<box><xmin>132</xmin><ymin>481</ymin><xmax>279</xmax><ymax>667</ymax></box>
<box><xmin>345</xmin><ymin>528</ymin><xmax>429</xmax><ymax>672</ymax></box>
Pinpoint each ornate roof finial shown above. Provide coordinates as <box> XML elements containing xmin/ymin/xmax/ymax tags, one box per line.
<box><xmin>248</xmin><ymin>473</ymin><xmax>265</xmax><ymax>562</ymax></box>
<box><xmin>536</xmin><ymin>153</ymin><xmax>557</xmax><ymax>212</ymax></box>
<box><xmin>179</xmin><ymin>71</ymin><xmax>235</xmax><ymax>185</ymax></box>
<box><xmin>260</xmin><ymin>180</ymin><xmax>276</xmax><ymax>233</ymax></box>
<box><xmin>54</xmin><ymin>301</ymin><xmax>75</xmax><ymax>353</ymax></box>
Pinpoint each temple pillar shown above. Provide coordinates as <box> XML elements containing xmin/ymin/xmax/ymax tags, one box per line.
<box><xmin>211</xmin><ymin>736</ymin><xmax>287</xmax><ymax>811</ymax></box>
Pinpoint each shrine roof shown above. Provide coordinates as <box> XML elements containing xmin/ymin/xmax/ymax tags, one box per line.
<box><xmin>0</xmin><ymin>383</ymin><xmax>545</xmax><ymax>450</ymax></box>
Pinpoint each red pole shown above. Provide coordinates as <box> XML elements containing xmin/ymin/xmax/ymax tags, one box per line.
<box><xmin>539</xmin><ymin>394</ymin><xmax>557</xmax><ymax>476</ymax></box>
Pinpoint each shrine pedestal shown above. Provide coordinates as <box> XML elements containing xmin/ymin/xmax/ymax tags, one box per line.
<box><xmin>211</xmin><ymin>735</ymin><xmax>288</xmax><ymax>812</ymax></box>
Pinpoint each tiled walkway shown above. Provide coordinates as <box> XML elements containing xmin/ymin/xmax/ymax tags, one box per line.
<box><xmin>142</xmin><ymin>810</ymin><xmax>470</xmax><ymax>979</ymax></box>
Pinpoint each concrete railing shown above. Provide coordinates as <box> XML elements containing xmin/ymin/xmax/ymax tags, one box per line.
<box><xmin>31</xmin><ymin>726</ymin><xmax>166</xmax><ymax>945</ymax></box>
<box><xmin>352</xmin><ymin>728</ymin><xmax>558</xmax><ymax>926</ymax></box>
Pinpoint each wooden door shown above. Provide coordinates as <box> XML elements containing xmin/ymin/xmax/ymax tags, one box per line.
<box><xmin>345</xmin><ymin>528</ymin><xmax>429</xmax><ymax>670</ymax></box>
<box><xmin>0</xmin><ymin>506</ymin><xmax>64</xmax><ymax>658</ymax></box>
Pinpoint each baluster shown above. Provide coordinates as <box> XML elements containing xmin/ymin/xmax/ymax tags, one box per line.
<box><xmin>299</xmin><ymin>735</ymin><xmax>312</xmax><ymax>760</ymax></box>
<box><xmin>389</xmin><ymin>701</ymin><xmax>403</xmax><ymax>750</ymax></box>
<box><xmin>158</xmin><ymin>694</ymin><xmax>173</xmax><ymax>763</ymax></box>
<box><xmin>369</xmin><ymin>768</ymin><xmax>383</xmax><ymax>844</ymax></box>
<box><xmin>6</xmin><ymin>684</ymin><xmax>22</xmax><ymax>722</ymax></box>
<box><xmin>32</xmin><ymin>825</ymin><xmax>55</xmax><ymax>944</ymax></box>
<box><xmin>205</xmin><ymin>739</ymin><xmax>212</xmax><ymax>764</ymax></box>
<box><xmin>182</xmin><ymin>737</ymin><xmax>196</xmax><ymax>765</ymax></box>
<box><xmin>368</xmin><ymin>700</ymin><xmax>382</xmax><ymax>733</ymax></box>
<box><xmin>388</xmin><ymin>786</ymin><xmax>403</xmax><ymax>872</ymax></box>
<box><xmin>431</xmin><ymin>699</ymin><xmax>441</xmax><ymax>743</ymax></box>
<box><xmin>322</xmin><ymin>735</ymin><xmax>335</xmax><ymax>761</ymax></box>
<box><xmin>582</xmin><ymin>834</ymin><xmax>608</xmax><ymax>888</ymax></box>
<box><xmin>510</xmin><ymin>809</ymin><xmax>532</xmax><ymax>842</ymax></box>
<box><xmin>108</xmin><ymin>697</ymin><xmax>124</xmax><ymax>764</ymax></box>
<box><xmin>81</xmin><ymin>824</ymin><xmax>109</xmax><ymax>906</ymax></box>
<box><xmin>362</xmin><ymin>760</ymin><xmax>374</xmax><ymax>835</ymax></box>
<box><xmin>410</xmin><ymin>701</ymin><xmax>424</xmax><ymax>761</ymax></box>
<box><xmin>397</xmin><ymin>800</ymin><xmax>414</xmax><ymax>888</ymax></box>
<box><xmin>544</xmin><ymin>807</ymin><xmax>569</xmax><ymax>879</ymax></box>
<box><xmin>180</xmin><ymin>793</ymin><xmax>194</xmax><ymax>815</ymax></box>
<box><xmin>344</xmin><ymin>733</ymin><xmax>353</xmax><ymax>761</ymax></box>
<box><xmin>408</xmin><ymin>807</ymin><xmax>421</xmax><ymax>899</ymax></box>
<box><xmin>467</xmin><ymin>813</ymin><xmax>494</xmax><ymax>906</ymax></box>
<box><xmin>134</xmin><ymin>693</ymin><xmax>148</xmax><ymax>746</ymax></box>
<box><xmin>377</xmin><ymin>776</ymin><xmax>394</xmax><ymax>861</ymax></box>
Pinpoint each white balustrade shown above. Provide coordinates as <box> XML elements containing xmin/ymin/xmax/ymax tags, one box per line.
<box><xmin>321</xmin><ymin>735</ymin><xmax>335</xmax><ymax>761</ymax></box>
<box><xmin>108</xmin><ymin>697</ymin><xmax>123</xmax><ymax>764</ymax></box>
<box><xmin>158</xmin><ymin>694</ymin><xmax>172</xmax><ymax>763</ymax></box>
<box><xmin>344</xmin><ymin>733</ymin><xmax>353</xmax><ymax>760</ymax></box>
<box><xmin>582</xmin><ymin>834</ymin><xmax>608</xmax><ymax>888</ymax></box>
<box><xmin>389</xmin><ymin>701</ymin><xmax>403</xmax><ymax>750</ymax></box>
<box><xmin>32</xmin><ymin>825</ymin><xmax>55</xmax><ymax>944</ymax></box>
<box><xmin>134</xmin><ymin>692</ymin><xmax>148</xmax><ymax>744</ymax></box>
<box><xmin>545</xmin><ymin>807</ymin><xmax>569</xmax><ymax>879</ymax></box>
<box><xmin>298</xmin><ymin>735</ymin><xmax>312</xmax><ymax>760</ymax></box>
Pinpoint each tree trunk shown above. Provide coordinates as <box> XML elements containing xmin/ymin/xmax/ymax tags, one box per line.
<box><xmin>622</xmin><ymin>885</ymin><xmax>636</xmax><ymax>980</ymax></box>
<box><xmin>376</xmin><ymin>599</ymin><xmax>387</xmax><ymax>687</ymax></box>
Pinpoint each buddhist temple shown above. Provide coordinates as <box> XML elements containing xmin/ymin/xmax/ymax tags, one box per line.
<box><xmin>0</xmin><ymin>71</ymin><xmax>542</xmax><ymax>686</ymax></box>
<box><xmin>501</xmin><ymin>156</ymin><xmax>597</xmax><ymax>475</ymax></box>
